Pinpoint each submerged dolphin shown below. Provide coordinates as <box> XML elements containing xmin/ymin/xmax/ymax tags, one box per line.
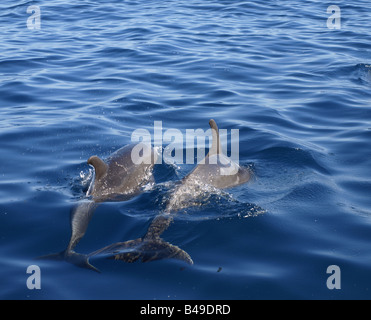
<box><xmin>41</xmin><ymin>143</ymin><xmax>158</xmax><ymax>272</ymax></box>
<box><xmin>91</xmin><ymin>120</ymin><xmax>251</xmax><ymax>265</ymax></box>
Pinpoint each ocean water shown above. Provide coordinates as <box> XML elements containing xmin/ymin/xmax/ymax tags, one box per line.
<box><xmin>1</xmin><ymin>0</ymin><xmax>371</xmax><ymax>300</ymax></box>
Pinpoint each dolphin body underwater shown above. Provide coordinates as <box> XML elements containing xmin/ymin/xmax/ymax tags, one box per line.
<box><xmin>89</xmin><ymin>120</ymin><xmax>252</xmax><ymax>267</ymax></box>
<box><xmin>40</xmin><ymin>143</ymin><xmax>158</xmax><ymax>272</ymax></box>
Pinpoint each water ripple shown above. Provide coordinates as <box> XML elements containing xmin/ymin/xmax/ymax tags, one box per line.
<box><xmin>1</xmin><ymin>0</ymin><xmax>371</xmax><ymax>299</ymax></box>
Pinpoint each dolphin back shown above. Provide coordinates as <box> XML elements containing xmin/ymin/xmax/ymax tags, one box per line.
<box><xmin>88</xmin><ymin>143</ymin><xmax>157</xmax><ymax>200</ymax></box>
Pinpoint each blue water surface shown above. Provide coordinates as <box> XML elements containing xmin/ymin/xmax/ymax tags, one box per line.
<box><xmin>1</xmin><ymin>0</ymin><xmax>371</xmax><ymax>300</ymax></box>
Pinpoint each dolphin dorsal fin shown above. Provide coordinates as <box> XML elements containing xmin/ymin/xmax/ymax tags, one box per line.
<box><xmin>208</xmin><ymin>119</ymin><xmax>222</xmax><ymax>157</ymax></box>
<box><xmin>88</xmin><ymin>156</ymin><xmax>108</xmax><ymax>180</ymax></box>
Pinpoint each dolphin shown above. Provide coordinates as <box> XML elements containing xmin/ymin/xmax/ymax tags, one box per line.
<box><xmin>40</xmin><ymin>142</ymin><xmax>158</xmax><ymax>272</ymax></box>
<box><xmin>91</xmin><ymin>120</ymin><xmax>251</xmax><ymax>265</ymax></box>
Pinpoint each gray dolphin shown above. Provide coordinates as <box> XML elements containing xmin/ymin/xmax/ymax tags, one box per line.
<box><xmin>40</xmin><ymin>143</ymin><xmax>158</xmax><ymax>272</ymax></box>
<box><xmin>91</xmin><ymin>120</ymin><xmax>251</xmax><ymax>265</ymax></box>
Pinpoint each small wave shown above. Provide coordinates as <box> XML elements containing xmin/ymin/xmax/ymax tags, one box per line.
<box><xmin>329</xmin><ymin>63</ymin><xmax>371</xmax><ymax>86</ymax></box>
<box><xmin>161</xmin><ymin>181</ymin><xmax>265</xmax><ymax>222</ymax></box>
<box><xmin>259</xmin><ymin>146</ymin><xmax>330</xmax><ymax>175</ymax></box>
<box><xmin>347</xmin><ymin>64</ymin><xmax>371</xmax><ymax>86</ymax></box>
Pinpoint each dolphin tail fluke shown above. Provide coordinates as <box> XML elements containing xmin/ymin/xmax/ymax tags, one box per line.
<box><xmin>90</xmin><ymin>238</ymin><xmax>193</xmax><ymax>265</ymax></box>
<box><xmin>65</xmin><ymin>250</ymin><xmax>101</xmax><ymax>273</ymax></box>
<box><xmin>37</xmin><ymin>250</ymin><xmax>101</xmax><ymax>273</ymax></box>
